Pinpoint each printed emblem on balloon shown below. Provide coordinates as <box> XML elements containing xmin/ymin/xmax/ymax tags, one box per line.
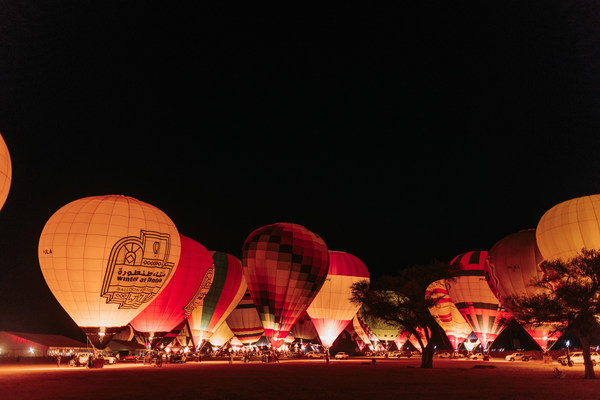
<box><xmin>101</xmin><ymin>230</ymin><xmax>176</xmax><ymax>309</ymax></box>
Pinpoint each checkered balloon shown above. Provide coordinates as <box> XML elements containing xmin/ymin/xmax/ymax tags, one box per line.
<box><xmin>242</xmin><ymin>223</ymin><xmax>329</xmax><ymax>348</ymax></box>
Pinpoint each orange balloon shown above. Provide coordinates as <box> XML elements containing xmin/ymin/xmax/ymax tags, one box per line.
<box><xmin>0</xmin><ymin>134</ymin><xmax>12</xmax><ymax>211</ymax></box>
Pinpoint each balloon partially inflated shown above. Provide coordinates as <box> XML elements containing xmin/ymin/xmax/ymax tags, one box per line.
<box><xmin>38</xmin><ymin>195</ymin><xmax>181</xmax><ymax>348</ymax></box>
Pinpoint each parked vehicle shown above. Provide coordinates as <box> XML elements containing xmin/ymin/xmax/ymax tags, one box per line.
<box><xmin>305</xmin><ymin>351</ymin><xmax>324</xmax><ymax>359</ymax></box>
<box><xmin>468</xmin><ymin>353</ymin><xmax>485</xmax><ymax>360</ymax></box>
<box><xmin>97</xmin><ymin>351</ymin><xmax>118</xmax><ymax>364</ymax></box>
<box><xmin>334</xmin><ymin>352</ymin><xmax>349</xmax><ymax>360</ymax></box>
<box><xmin>505</xmin><ymin>352</ymin><xmax>533</xmax><ymax>361</ymax></box>
<box><xmin>557</xmin><ymin>352</ymin><xmax>600</xmax><ymax>366</ymax></box>
<box><xmin>437</xmin><ymin>352</ymin><xmax>452</xmax><ymax>359</ymax></box>
<box><xmin>69</xmin><ymin>352</ymin><xmax>91</xmax><ymax>367</ymax></box>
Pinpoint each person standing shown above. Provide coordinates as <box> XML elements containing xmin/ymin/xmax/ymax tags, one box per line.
<box><xmin>56</xmin><ymin>355</ymin><xmax>61</xmax><ymax>368</ymax></box>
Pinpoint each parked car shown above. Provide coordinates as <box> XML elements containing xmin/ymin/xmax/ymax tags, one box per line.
<box><xmin>505</xmin><ymin>352</ymin><xmax>533</xmax><ymax>361</ymax></box>
<box><xmin>437</xmin><ymin>352</ymin><xmax>452</xmax><ymax>359</ymax></box>
<box><xmin>334</xmin><ymin>352</ymin><xmax>349</xmax><ymax>360</ymax></box>
<box><xmin>468</xmin><ymin>353</ymin><xmax>485</xmax><ymax>360</ymax></box>
<box><xmin>97</xmin><ymin>351</ymin><xmax>118</xmax><ymax>364</ymax></box>
<box><xmin>305</xmin><ymin>351</ymin><xmax>324</xmax><ymax>359</ymax></box>
<box><xmin>120</xmin><ymin>354</ymin><xmax>141</xmax><ymax>363</ymax></box>
<box><xmin>557</xmin><ymin>352</ymin><xmax>600</xmax><ymax>366</ymax></box>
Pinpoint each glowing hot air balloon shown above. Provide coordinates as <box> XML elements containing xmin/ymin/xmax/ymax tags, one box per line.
<box><xmin>129</xmin><ymin>234</ymin><xmax>214</xmax><ymax>347</ymax></box>
<box><xmin>359</xmin><ymin>305</ymin><xmax>402</xmax><ymax>348</ymax></box>
<box><xmin>291</xmin><ymin>312</ymin><xmax>319</xmax><ymax>342</ymax></box>
<box><xmin>445</xmin><ymin>251</ymin><xmax>512</xmax><ymax>350</ymax></box>
<box><xmin>350</xmin><ymin>314</ymin><xmax>373</xmax><ymax>350</ymax></box>
<box><xmin>425</xmin><ymin>279</ymin><xmax>472</xmax><ymax>351</ymax></box>
<box><xmin>188</xmin><ymin>251</ymin><xmax>246</xmax><ymax>348</ymax></box>
<box><xmin>0</xmin><ymin>134</ymin><xmax>11</xmax><ymax>211</ymax></box>
<box><xmin>394</xmin><ymin>330</ymin><xmax>409</xmax><ymax>352</ymax></box>
<box><xmin>209</xmin><ymin>322</ymin><xmax>235</xmax><ymax>347</ymax></box>
<box><xmin>408</xmin><ymin>326</ymin><xmax>430</xmax><ymax>352</ymax></box>
<box><xmin>38</xmin><ymin>195</ymin><xmax>181</xmax><ymax>348</ymax></box>
<box><xmin>536</xmin><ymin>195</ymin><xmax>600</xmax><ymax>262</ymax></box>
<box><xmin>485</xmin><ymin>229</ymin><xmax>561</xmax><ymax>350</ymax></box>
<box><xmin>307</xmin><ymin>251</ymin><xmax>370</xmax><ymax>347</ymax></box>
<box><xmin>225</xmin><ymin>290</ymin><xmax>264</xmax><ymax>345</ymax></box>
<box><xmin>345</xmin><ymin>319</ymin><xmax>368</xmax><ymax>351</ymax></box>
<box><xmin>242</xmin><ymin>223</ymin><xmax>329</xmax><ymax>348</ymax></box>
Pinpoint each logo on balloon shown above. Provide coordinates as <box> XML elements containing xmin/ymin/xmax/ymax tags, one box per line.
<box><xmin>101</xmin><ymin>230</ymin><xmax>175</xmax><ymax>309</ymax></box>
<box><xmin>183</xmin><ymin>267</ymin><xmax>215</xmax><ymax>316</ymax></box>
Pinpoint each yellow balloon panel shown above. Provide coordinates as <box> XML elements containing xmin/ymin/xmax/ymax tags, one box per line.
<box><xmin>0</xmin><ymin>134</ymin><xmax>11</xmax><ymax>211</ymax></box>
<box><xmin>209</xmin><ymin>322</ymin><xmax>235</xmax><ymax>347</ymax></box>
<box><xmin>38</xmin><ymin>195</ymin><xmax>181</xmax><ymax>329</ymax></box>
<box><xmin>537</xmin><ymin>195</ymin><xmax>600</xmax><ymax>261</ymax></box>
<box><xmin>307</xmin><ymin>274</ymin><xmax>367</xmax><ymax>321</ymax></box>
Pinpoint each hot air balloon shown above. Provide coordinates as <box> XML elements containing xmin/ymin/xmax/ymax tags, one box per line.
<box><xmin>359</xmin><ymin>306</ymin><xmax>402</xmax><ymax>349</ymax></box>
<box><xmin>188</xmin><ymin>251</ymin><xmax>246</xmax><ymax>348</ymax></box>
<box><xmin>345</xmin><ymin>320</ymin><xmax>368</xmax><ymax>351</ymax></box>
<box><xmin>536</xmin><ymin>195</ymin><xmax>600</xmax><ymax>262</ymax></box>
<box><xmin>485</xmin><ymin>229</ymin><xmax>561</xmax><ymax>350</ymax></box>
<box><xmin>306</xmin><ymin>251</ymin><xmax>370</xmax><ymax>347</ymax></box>
<box><xmin>38</xmin><ymin>195</ymin><xmax>181</xmax><ymax>348</ymax></box>
<box><xmin>209</xmin><ymin>322</ymin><xmax>236</xmax><ymax>347</ymax></box>
<box><xmin>241</xmin><ymin>223</ymin><xmax>329</xmax><ymax>348</ymax></box>
<box><xmin>394</xmin><ymin>330</ymin><xmax>409</xmax><ymax>352</ymax></box>
<box><xmin>350</xmin><ymin>314</ymin><xmax>373</xmax><ymax>350</ymax></box>
<box><xmin>225</xmin><ymin>290</ymin><xmax>264</xmax><ymax>345</ymax></box>
<box><xmin>129</xmin><ymin>234</ymin><xmax>214</xmax><ymax>347</ymax></box>
<box><xmin>0</xmin><ymin>134</ymin><xmax>11</xmax><ymax>211</ymax></box>
<box><xmin>445</xmin><ymin>251</ymin><xmax>512</xmax><ymax>350</ymax></box>
<box><xmin>408</xmin><ymin>326</ymin><xmax>430</xmax><ymax>352</ymax></box>
<box><xmin>425</xmin><ymin>279</ymin><xmax>472</xmax><ymax>351</ymax></box>
<box><xmin>291</xmin><ymin>312</ymin><xmax>319</xmax><ymax>342</ymax></box>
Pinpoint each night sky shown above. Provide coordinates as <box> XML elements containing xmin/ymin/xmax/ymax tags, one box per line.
<box><xmin>1</xmin><ymin>2</ymin><xmax>600</xmax><ymax>341</ymax></box>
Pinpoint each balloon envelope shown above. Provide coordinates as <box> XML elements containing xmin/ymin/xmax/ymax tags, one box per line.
<box><xmin>225</xmin><ymin>290</ymin><xmax>264</xmax><ymax>345</ymax></box>
<box><xmin>307</xmin><ymin>251</ymin><xmax>370</xmax><ymax>347</ymax></box>
<box><xmin>485</xmin><ymin>230</ymin><xmax>561</xmax><ymax>350</ymax></box>
<box><xmin>536</xmin><ymin>195</ymin><xmax>600</xmax><ymax>262</ymax></box>
<box><xmin>38</xmin><ymin>195</ymin><xmax>181</xmax><ymax>348</ymax></box>
<box><xmin>445</xmin><ymin>251</ymin><xmax>512</xmax><ymax>350</ymax></box>
<box><xmin>129</xmin><ymin>234</ymin><xmax>214</xmax><ymax>345</ymax></box>
<box><xmin>426</xmin><ymin>279</ymin><xmax>472</xmax><ymax>351</ymax></box>
<box><xmin>188</xmin><ymin>251</ymin><xmax>246</xmax><ymax>348</ymax></box>
<box><xmin>241</xmin><ymin>223</ymin><xmax>329</xmax><ymax>348</ymax></box>
<box><xmin>0</xmin><ymin>134</ymin><xmax>11</xmax><ymax>211</ymax></box>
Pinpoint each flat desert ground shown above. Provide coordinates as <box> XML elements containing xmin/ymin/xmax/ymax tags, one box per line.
<box><xmin>0</xmin><ymin>357</ymin><xmax>599</xmax><ymax>400</ymax></box>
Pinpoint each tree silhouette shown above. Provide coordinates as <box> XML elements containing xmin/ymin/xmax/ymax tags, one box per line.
<box><xmin>351</xmin><ymin>260</ymin><xmax>449</xmax><ymax>368</ymax></box>
<box><xmin>505</xmin><ymin>248</ymin><xmax>600</xmax><ymax>379</ymax></box>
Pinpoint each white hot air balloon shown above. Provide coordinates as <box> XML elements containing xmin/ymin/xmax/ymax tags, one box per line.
<box><xmin>38</xmin><ymin>195</ymin><xmax>181</xmax><ymax>348</ymax></box>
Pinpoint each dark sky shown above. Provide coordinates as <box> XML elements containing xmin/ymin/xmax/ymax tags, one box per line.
<box><xmin>1</xmin><ymin>2</ymin><xmax>600</xmax><ymax>340</ymax></box>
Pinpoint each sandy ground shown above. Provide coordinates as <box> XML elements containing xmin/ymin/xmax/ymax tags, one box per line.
<box><xmin>0</xmin><ymin>358</ymin><xmax>598</xmax><ymax>400</ymax></box>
